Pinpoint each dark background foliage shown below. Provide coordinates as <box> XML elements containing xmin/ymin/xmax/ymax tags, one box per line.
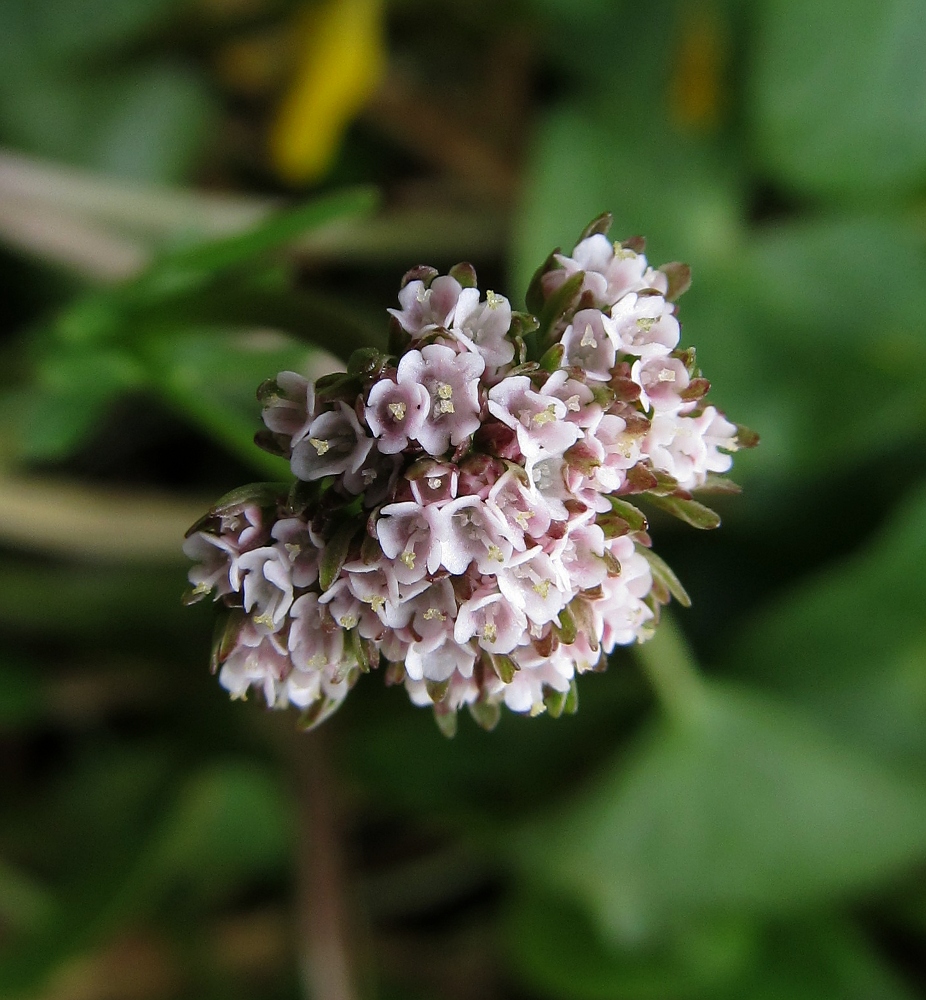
<box><xmin>1</xmin><ymin>0</ymin><xmax>925</xmax><ymax>997</ymax></box>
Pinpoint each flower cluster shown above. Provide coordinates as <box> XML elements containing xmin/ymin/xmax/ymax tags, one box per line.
<box><xmin>184</xmin><ymin>215</ymin><xmax>755</xmax><ymax>732</ymax></box>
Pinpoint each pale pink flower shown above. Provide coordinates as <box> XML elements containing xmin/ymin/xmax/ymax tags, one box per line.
<box><xmin>397</xmin><ymin>343</ymin><xmax>485</xmax><ymax>455</ymax></box>
<box><xmin>291</xmin><ymin>402</ymin><xmax>372</xmax><ymax>481</ymax></box>
<box><xmin>365</xmin><ymin>377</ymin><xmax>430</xmax><ymax>454</ymax></box>
<box><xmin>388</xmin><ymin>274</ymin><xmax>463</xmax><ymax>334</ymax></box>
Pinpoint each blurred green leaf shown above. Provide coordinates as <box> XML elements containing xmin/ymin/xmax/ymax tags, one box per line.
<box><xmin>752</xmin><ymin>0</ymin><xmax>926</xmax><ymax>198</ymax></box>
<box><xmin>518</xmin><ymin>682</ymin><xmax>926</xmax><ymax>943</ymax></box>
<box><xmin>140</xmin><ymin>762</ymin><xmax>292</xmax><ymax>905</ymax></box>
<box><xmin>90</xmin><ymin>63</ymin><xmax>214</xmax><ymax>184</ymax></box>
<box><xmin>0</xmin><ymin>760</ymin><xmax>290</xmax><ymax>995</ymax></box>
<box><xmin>0</xmin><ymin>860</ymin><xmax>55</xmax><ymax>933</ymax></box>
<box><xmin>15</xmin><ymin>346</ymin><xmax>145</xmax><ymax>460</ymax></box>
<box><xmin>665</xmin><ymin>214</ymin><xmax>926</xmax><ymax>482</ymax></box>
<box><xmin>139</xmin><ymin>325</ymin><xmax>318</xmax><ymax>477</ymax></box>
<box><xmin>507</xmin><ymin>888</ymin><xmax>916</xmax><ymax>1000</ymax></box>
<box><xmin>512</xmin><ymin>107</ymin><xmax>744</xmax><ymax>297</ymax></box>
<box><xmin>506</xmin><ymin>888</ymin><xmax>753</xmax><ymax>999</ymax></box>
<box><xmin>0</xmin><ymin>659</ymin><xmax>45</xmax><ymax>728</ymax></box>
<box><xmin>723</xmin><ymin>481</ymin><xmax>926</xmax><ymax>766</ymax></box>
<box><xmin>136</xmin><ymin>188</ymin><xmax>379</xmax><ymax>301</ymax></box>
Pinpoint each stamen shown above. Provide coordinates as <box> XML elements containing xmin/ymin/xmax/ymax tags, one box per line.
<box><xmin>368</xmin><ymin>595</ymin><xmax>386</xmax><ymax>613</ymax></box>
<box><xmin>580</xmin><ymin>324</ymin><xmax>597</xmax><ymax>348</ymax></box>
<box><xmin>427</xmin><ymin>477</ymin><xmax>443</xmax><ymax>490</ymax></box>
<box><xmin>564</xmin><ymin>394</ymin><xmax>581</xmax><ymax>412</ymax></box>
<box><xmin>486</xmin><ymin>290</ymin><xmax>504</xmax><ymax>309</ymax></box>
<box><xmin>656</xmin><ymin>367</ymin><xmax>676</xmax><ymax>382</ymax></box>
<box><xmin>388</xmin><ymin>401</ymin><xmax>407</xmax><ymax>421</ymax></box>
<box><xmin>436</xmin><ymin>382</ymin><xmax>455</xmax><ymax>415</ymax></box>
<box><xmin>487</xmin><ymin>544</ymin><xmax>504</xmax><ymax>562</ymax></box>
<box><xmin>482</xmin><ymin>623</ymin><xmax>498</xmax><ymax>642</ymax></box>
<box><xmin>309</xmin><ymin>438</ymin><xmax>330</xmax><ymax>455</ymax></box>
<box><xmin>532</xmin><ymin>404</ymin><xmax>558</xmax><ymax>425</ymax></box>
<box><xmin>338</xmin><ymin>614</ymin><xmax>359</xmax><ymax>629</ymax></box>
<box><xmin>284</xmin><ymin>543</ymin><xmax>301</xmax><ymax>558</ymax></box>
<box><xmin>400</xmin><ymin>550</ymin><xmax>416</xmax><ymax>569</ymax></box>
<box><xmin>254</xmin><ymin>612</ymin><xmax>275</xmax><ymax>627</ymax></box>
<box><xmin>306</xmin><ymin>654</ymin><xmax>328</xmax><ymax>668</ymax></box>
<box><xmin>636</xmin><ymin>317</ymin><xmax>655</xmax><ymax>332</ymax></box>
<box><xmin>533</xmin><ymin>579</ymin><xmax>552</xmax><ymax>599</ymax></box>
<box><xmin>192</xmin><ymin>581</ymin><xmax>212</xmax><ymax>595</ymax></box>
<box><xmin>423</xmin><ymin>607</ymin><xmax>447</xmax><ymax>621</ymax></box>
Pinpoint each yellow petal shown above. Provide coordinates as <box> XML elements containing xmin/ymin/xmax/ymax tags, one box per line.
<box><xmin>270</xmin><ymin>0</ymin><xmax>385</xmax><ymax>184</ymax></box>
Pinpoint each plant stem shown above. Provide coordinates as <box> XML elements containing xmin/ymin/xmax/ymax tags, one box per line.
<box><xmin>295</xmin><ymin>729</ymin><xmax>360</xmax><ymax>1000</ymax></box>
<box><xmin>634</xmin><ymin>613</ymin><xmax>707</xmax><ymax>723</ymax></box>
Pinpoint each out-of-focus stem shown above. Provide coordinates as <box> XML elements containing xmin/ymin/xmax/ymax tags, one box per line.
<box><xmin>295</xmin><ymin>729</ymin><xmax>359</xmax><ymax>1000</ymax></box>
<box><xmin>634</xmin><ymin>613</ymin><xmax>707</xmax><ymax>723</ymax></box>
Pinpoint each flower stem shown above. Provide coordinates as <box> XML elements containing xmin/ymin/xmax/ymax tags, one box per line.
<box><xmin>295</xmin><ymin>729</ymin><xmax>360</xmax><ymax>1000</ymax></box>
<box><xmin>634</xmin><ymin>613</ymin><xmax>707</xmax><ymax>723</ymax></box>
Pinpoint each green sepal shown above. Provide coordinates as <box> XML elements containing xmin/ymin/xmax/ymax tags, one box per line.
<box><xmin>346</xmin><ymin>629</ymin><xmax>374</xmax><ymax>673</ymax></box>
<box><xmin>539</xmin><ymin>342</ymin><xmax>565</xmax><ymax>372</ymax></box>
<box><xmin>525</xmin><ymin>248</ymin><xmax>559</xmax><ymax>316</ymax></box>
<box><xmin>210</xmin><ymin>610</ymin><xmax>247</xmax><ymax>673</ymax></box>
<box><xmin>735</xmin><ymin>424</ymin><xmax>760</xmax><ymax>449</ymax></box>
<box><xmin>564</xmin><ymin>678</ymin><xmax>579</xmax><ymax>715</ymax></box>
<box><xmin>347</xmin><ymin>347</ymin><xmax>392</xmax><ymax>379</ymax></box>
<box><xmin>543</xmin><ymin>685</ymin><xmax>569</xmax><ymax>719</ymax></box>
<box><xmin>596</xmin><ymin>512</ymin><xmax>631</xmax><ymax>539</ymax></box>
<box><xmin>449</xmin><ymin>262</ymin><xmax>478</xmax><ymax>288</ymax></box>
<box><xmin>400</xmin><ymin>265</ymin><xmax>438</xmax><ymax>289</ymax></box>
<box><xmin>578</xmin><ymin>212</ymin><xmax>613</xmax><ymax>242</ymax></box>
<box><xmin>186</xmin><ymin>482</ymin><xmax>287</xmax><ymax>537</ymax></box>
<box><xmin>488</xmin><ymin>652</ymin><xmax>518</xmax><ymax>684</ymax></box>
<box><xmin>434</xmin><ymin>708</ymin><xmax>458</xmax><ymax>739</ymax></box>
<box><xmin>314</xmin><ymin>371</ymin><xmax>362</xmax><ymax>405</ymax></box>
<box><xmin>297</xmin><ymin>695</ymin><xmax>345</xmax><ymax>732</ymax></box>
<box><xmin>645</xmin><ymin>494</ymin><xmax>722</xmax><ymax>530</ymax></box>
<box><xmin>606</xmin><ymin>496</ymin><xmax>648</xmax><ymax>532</ymax></box>
<box><xmin>555</xmin><ymin>604</ymin><xmax>578</xmax><ymax>645</ymax></box>
<box><xmin>638</xmin><ymin>547</ymin><xmax>692</xmax><ymax>608</ymax></box>
<box><xmin>660</xmin><ymin>261</ymin><xmax>692</xmax><ymax>301</ymax></box>
<box><xmin>426</xmin><ymin>678</ymin><xmax>451</xmax><ymax>704</ymax></box>
<box><xmin>537</xmin><ymin>270</ymin><xmax>584</xmax><ymax>342</ymax></box>
<box><xmin>693</xmin><ymin>473</ymin><xmax>742</xmax><ymax>496</ymax></box>
<box><xmin>319</xmin><ymin>520</ymin><xmax>362</xmax><ymax>591</ymax></box>
<box><xmin>468</xmin><ymin>700</ymin><xmax>501</xmax><ymax>732</ymax></box>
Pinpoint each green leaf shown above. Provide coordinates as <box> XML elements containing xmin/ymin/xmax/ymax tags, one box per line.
<box><xmin>89</xmin><ymin>63</ymin><xmax>214</xmax><ymax>184</ymax></box>
<box><xmin>505</xmin><ymin>888</ymin><xmax>752</xmax><ymax>1000</ymax></box>
<box><xmin>138</xmin><ymin>326</ymin><xmax>315</xmax><ymax>477</ymax></box>
<box><xmin>0</xmin><ymin>761</ymin><xmax>291</xmax><ymax>995</ymax></box>
<box><xmin>723</xmin><ymin>481</ymin><xmax>926</xmax><ymax>767</ymax></box>
<box><xmin>14</xmin><ymin>347</ymin><xmax>145</xmax><ymax>460</ymax></box>
<box><xmin>752</xmin><ymin>0</ymin><xmax>926</xmax><ymax>198</ymax></box>
<box><xmin>142</xmin><ymin>762</ymin><xmax>292</xmax><ymax>899</ymax></box>
<box><xmin>512</xmin><ymin>108</ymin><xmax>745</xmax><ymax>295</ymax></box>
<box><xmin>518</xmin><ymin>682</ymin><xmax>926</xmax><ymax>943</ymax></box>
<box><xmin>138</xmin><ymin>188</ymin><xmax>379</xmax><ymax>299</ymax></box>
<box><xmin>506</xmin><ymin>889</ymin><xmax>917</xmax><ymax>1000</ymax></box>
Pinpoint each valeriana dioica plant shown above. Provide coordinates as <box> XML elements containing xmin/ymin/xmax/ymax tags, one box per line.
<box><xmin>184</xmin><ymin>214</ymin><xmax>756</xmax><ymax>733</ymax></box>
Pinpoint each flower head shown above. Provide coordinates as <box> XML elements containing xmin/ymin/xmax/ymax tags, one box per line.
<box><xmin>186</xmin><ymin>223</ymin><xmax>755</xmax><ymax>731</ymax></box>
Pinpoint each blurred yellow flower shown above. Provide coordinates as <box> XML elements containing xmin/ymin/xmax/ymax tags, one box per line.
<box><xmin>270</xmin><ymin>0</ymin><xmax>385</xmax><ymax>185</ymax></box>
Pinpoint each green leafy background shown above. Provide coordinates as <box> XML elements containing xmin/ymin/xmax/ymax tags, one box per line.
<box><xmin>0</xmin><ymin>0</ymin><xmax>924</xmax><ymax>997</ymax></box>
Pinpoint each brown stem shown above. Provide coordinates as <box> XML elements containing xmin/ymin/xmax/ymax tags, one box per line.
<box><xmin>295</xmin><ymin>729</ymin><xmax>360</xmax><ymax>1000</ymax></box>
